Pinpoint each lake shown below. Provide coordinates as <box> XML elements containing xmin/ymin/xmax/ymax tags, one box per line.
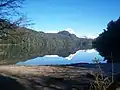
<box><xmin>16</xmin><ymin>49</ymin><xmax>106</xmax><ymax>65</ymax></box>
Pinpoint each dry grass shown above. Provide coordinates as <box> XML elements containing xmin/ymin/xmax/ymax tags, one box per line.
<box><xmin>90</xmin><ymin>58</ymin><xmax>113</xmax><ymax>90</ymax></box>
<box><xmin>0</xmin><ymin>65</ymin><xmax>119</xmax><ymax>90</ymax></box>
<box><xmin>90</xmin><ymin>72</ymin><xmax>112</xmax><ymax>90</ymax></box>
<box><xmin>0</xmin><ymin>65</ymin><xmax>94</xmax><ymax>78</ymax></box>
<box><xmin>0</xmin><ymin>65</ymin><xmax>96</xmax><ymax>90</ymax></box>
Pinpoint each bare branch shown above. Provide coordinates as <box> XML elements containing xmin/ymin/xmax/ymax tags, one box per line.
<box><xmin>0</xmin><ymin>0</ymin><xmax>32</xmax><ymax>40</ymax></box>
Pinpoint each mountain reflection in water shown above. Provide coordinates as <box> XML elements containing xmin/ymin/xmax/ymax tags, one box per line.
<box><xmin>16</xmin><ymin>49</ymin><xmax>106</xmax><ymax>65</ymax></box>
<box><xmin>0</xmin><ymin>44</ymin><xmax>84</xmax><ymax>64</ymax></box>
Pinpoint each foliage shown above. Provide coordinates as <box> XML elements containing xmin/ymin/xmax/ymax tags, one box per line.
<box><xmin>92</xmin><ymin>17</ymin><xmax>120</xmax><ymax>63</ymax></box>
<box><xmin>90</xmin><ymin>58</ymin><xmax>113</xmax><ymax>90</ymax></box>
<box><xmin>0</xmin><ymin>0</ymin><xmax>30</xmax><ymax>40</ymax></box>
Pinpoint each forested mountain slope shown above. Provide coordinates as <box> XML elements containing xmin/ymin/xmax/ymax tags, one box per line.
<box><xmin>0</xmin><ymin>25</ymin><xmax>93</xmax><ymax>64</ymax></box>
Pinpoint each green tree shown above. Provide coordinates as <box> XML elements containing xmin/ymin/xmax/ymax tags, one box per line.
<box><xmin>92</xmin><ymin>17</ymin><xmax>120</xmax><ymax>63</ymax></box>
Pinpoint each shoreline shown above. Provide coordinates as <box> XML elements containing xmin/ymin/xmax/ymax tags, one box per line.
<box><xmin>0</xmin><ymin>65</ymin><xmax>96</xmax><ymax>90</ymax></box>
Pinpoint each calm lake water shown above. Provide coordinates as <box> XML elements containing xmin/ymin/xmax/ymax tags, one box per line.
<box><xmin>16</xmin><ymin>49</ymin><xmax>106</xmax><ymax>65</ymax></box>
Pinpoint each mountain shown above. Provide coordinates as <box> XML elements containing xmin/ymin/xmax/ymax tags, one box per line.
<box><xmin>0</xmin><ymin>23</ymin><xmax>93</xmax><ymax>64</ymax></box>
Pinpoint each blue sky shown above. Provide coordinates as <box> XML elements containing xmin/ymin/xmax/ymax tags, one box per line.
<box><xmin>22</xmin><ymin>0</ymin><xmax>120</xmax><ymax>38</ymax></box>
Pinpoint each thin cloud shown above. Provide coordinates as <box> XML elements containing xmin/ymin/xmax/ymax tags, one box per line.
<box><xmin>64</xmin><ymin>28</ymin><xmax>76</xmax><ymax>34</ymax></box>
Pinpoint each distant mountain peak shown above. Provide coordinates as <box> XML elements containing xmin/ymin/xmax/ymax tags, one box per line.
<box><xmin>57</xmin><ymin>30</ymin><xmax>71</xmax><ymax>36</ymax></box>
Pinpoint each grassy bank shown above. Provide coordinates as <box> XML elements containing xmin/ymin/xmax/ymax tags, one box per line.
<box><xmin>0</xmin><ymin>65</ymin><xmax>120</xmax><ymax>90</ymax></box>
<box><xmin>0</xmin><ymin>65</ymin><xmax>96</xmax><ymax>90</ymax></box>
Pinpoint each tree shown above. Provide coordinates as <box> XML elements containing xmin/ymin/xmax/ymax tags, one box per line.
<box><xmin>92</xmin><ymin>17</ymin><xmax>120</xmax><ymax>63</ymax></box>
<box><xmin>0</xmin><ymin>0</ymin><xmax>29</xmax><ymax>39</ymax></box>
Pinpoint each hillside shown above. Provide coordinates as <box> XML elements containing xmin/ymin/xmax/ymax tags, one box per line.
<box><xmin>0</xmin><ymin>26</ymin><xmax>93</xmax><ymax>64</ymax></box>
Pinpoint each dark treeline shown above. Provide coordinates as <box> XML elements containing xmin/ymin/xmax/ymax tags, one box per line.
<box><xmin>93</xmin><ymin>17</ymin><xmax>120</xmax><ymax>63</ymax></box>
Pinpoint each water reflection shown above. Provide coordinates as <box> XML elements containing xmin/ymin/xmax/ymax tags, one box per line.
<box><xmin>16</xmin><ymin>49</ymin><xmax>105</xmax><ymax>65</ymax></box>
<box><xmin>0</xmin><ymin>45</ymin><xmax>30</xmax><ymax>64</ymax></box>
<box><xmin>0</xmin><ymin>44</ymin><xmax>92</xmax><ymax>64</ymax></box>
<box><xmin>0</xmin><ymin>44</ymin><xmax>105</xmax><ymax>65</ymax></box>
